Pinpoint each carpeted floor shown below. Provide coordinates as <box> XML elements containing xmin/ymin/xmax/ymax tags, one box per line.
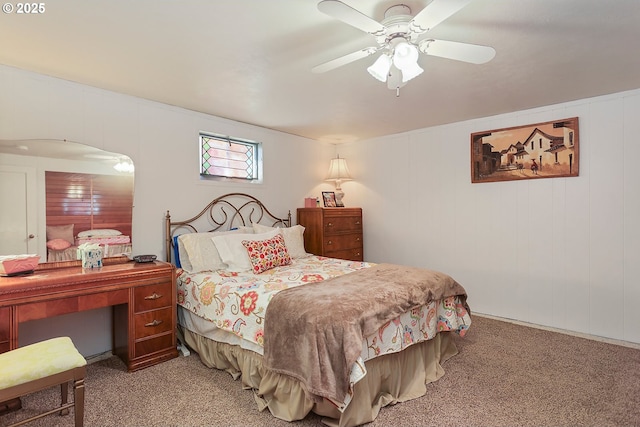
<box><xmin>2</xmin><ymin>315</ymin><xmax>639</xmax><ymax>427</ymax></box>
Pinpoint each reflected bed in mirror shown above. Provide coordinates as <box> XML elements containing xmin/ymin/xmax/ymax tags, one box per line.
<box><xmin>0</xmin><ymin>139</ymin><xmax>134</xmax><ymax>265</ymax></box>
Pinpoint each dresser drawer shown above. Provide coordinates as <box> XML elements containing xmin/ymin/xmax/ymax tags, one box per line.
<box><xmin>323</xmin><ymin>216</ymin><xmax>362</xmax><ymax>234</ymax></box>
<box><xmin>325</xmin><ymin>248</ymin><xmax>363</xmax><ymax>262</ymax></box>
<box><xmin>324</xmin><ymin>233</ymin><xmax>363</xmax><ymax>251</ymax></box>
<box><xmin>134</xmin><ymin>333</ymin><xmax>174</xmax><ymax>358</ymax></box>
<box><xmin>134</xmin><ymin>306</ymin><xmax>173</xmax><ymax>339</ymax></box>
<box><xmin>134</xmin><ymin>281</ymin><xmax>173</xmax><ymax>312</ymax></box>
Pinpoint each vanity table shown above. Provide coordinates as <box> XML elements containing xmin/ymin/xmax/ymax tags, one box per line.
<box><xmin>0</xmin><ymin>259</ymin><xmax>177</xmax><ymax>372</ymax></box>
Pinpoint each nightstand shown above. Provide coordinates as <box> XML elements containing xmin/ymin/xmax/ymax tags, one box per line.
<box><xmin>297</xmin><ymin>207</ymin><xmax>363</xmax><ymax>261</ymax></box>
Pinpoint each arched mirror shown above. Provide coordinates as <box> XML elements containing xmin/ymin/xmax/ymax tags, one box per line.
<box><xmin>0</xmin><ymin>139</ymin><xmax>134</xmax><ymax>267</ymax></box>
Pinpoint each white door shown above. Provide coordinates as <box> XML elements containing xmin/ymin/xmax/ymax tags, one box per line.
<box><xmin>0</xmin><ymin>165</ymin><xmax>38</xmax><ymax>256</ymax></box>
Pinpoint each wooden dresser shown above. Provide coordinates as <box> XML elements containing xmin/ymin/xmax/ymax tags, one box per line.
<box><xmin>0</xmin><ymin>260</ymin><xmax>177</xmax><ymax>372</ymax></box>
<box><xmin>297</xmin><ymin>207</ymin><xmax>363</xmax><ymax>261</ymax></box>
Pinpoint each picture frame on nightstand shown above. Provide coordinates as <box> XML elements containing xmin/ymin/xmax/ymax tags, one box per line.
<box><xmin>322</xmin><ymin>191</ymin><xmax>337</xmax><ymax>207</ymax></box>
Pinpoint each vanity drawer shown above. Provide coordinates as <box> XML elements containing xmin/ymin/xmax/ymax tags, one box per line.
<box><xmin>134</xmin><ymin>333</ymin><xmax>174</xmax><ymax>358</ymax></box>
<box><xmin>0</xmin><ymin>307</ymin><xmax>9</xmax><ymax>353</ymax></box>
<box><xmin>133</xmin><ymin>281</ymin><xmax>173</xmax><ymax>312</ymax></box>
<box><xmin>134</xmin><ymin>307</ymin><xmax>173</xmax><ymax>339</ymax></box>
<box><xmin>0</xmin><ymin>307</ymin><xmax>9</xmax><ymax>342</ymax></box>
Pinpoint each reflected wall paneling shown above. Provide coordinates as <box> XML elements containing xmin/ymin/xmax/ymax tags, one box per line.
<box><xmin>45</xmin><ymin>171</ymin><xmax>133</xmax><ymax>237</ymax></box>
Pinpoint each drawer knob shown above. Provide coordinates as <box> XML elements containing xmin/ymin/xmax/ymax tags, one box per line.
<box><xmin>355</xmin><ymin>237</ymin><xmax>361</xmax><ymax>242</ymax></box>
<box><xmin>145</xmin><ymin>319</ymin><xmax>163</xmax><ymax>327</ymax></box>
<box><xmin>326</xmin><ymin>222</ymin><xmax>333</xmax><ymax>227</ymax></box>
<box><xmin>355</xmin><ymin>221</ymin><xmax>361</xmax><ymax>225</ymax></box>
<box><xmin>327</xmin><ymin>240</ymin><xmax>333</xmax><ymax>245</ymax></box>
<box><xmin>144</xmin><ymin>293</ymin><xmax>163</xmax><ymax>300</ymax></box>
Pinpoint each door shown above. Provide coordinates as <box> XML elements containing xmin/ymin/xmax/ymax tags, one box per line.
<box><xmin>0</xmin><ymin>165</ymin><xmax>38</xmax><ymax>255</ymax></box>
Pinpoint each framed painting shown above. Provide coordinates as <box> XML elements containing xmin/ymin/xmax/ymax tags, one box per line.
<box><xmin>322</xmin><ymin>191</ymin><xmax>337</xmax><ymax>207</ymax></box>
<box><xmin>471</xmin><ymin>117</ymin><xmax>579</xmax><ymax>183</ymax></box>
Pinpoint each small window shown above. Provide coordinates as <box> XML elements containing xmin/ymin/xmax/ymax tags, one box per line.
<box><xmin>199</xmin><ymin>133</ymin><xmax>259</xmax><ymax>180</ymax></box>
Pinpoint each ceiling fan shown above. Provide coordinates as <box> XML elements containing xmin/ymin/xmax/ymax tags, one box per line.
<box><xmin>312</xmin><ymin>0</ymin><xmax>496</xmax><ymax>92</ymax></box>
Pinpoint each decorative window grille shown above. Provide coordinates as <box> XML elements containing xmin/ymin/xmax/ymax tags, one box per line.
<box><xmin>199</xmin><ymin>133</ymin><xmax>259</xmax><ymax>180</ymax></box>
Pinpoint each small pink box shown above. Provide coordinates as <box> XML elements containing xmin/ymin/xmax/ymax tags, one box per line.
<box><xmin>0</xmin><ymin>255</ymin><xmax>40</xmax><ymax>276</ymax></box>
<box><xmin>304</xmin><ymin>197</ymin><xmax>317</xmax><ymax>208</ymax></box>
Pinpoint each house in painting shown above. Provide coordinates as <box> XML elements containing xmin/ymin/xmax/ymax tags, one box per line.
<box><xmin>500</xmin><ymin>142</ymin><xmax>528</xmax><ymax>169</ymax></box>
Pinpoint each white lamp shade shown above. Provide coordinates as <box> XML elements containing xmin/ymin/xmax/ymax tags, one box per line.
<box><xmin>401</xmin><ymin>62</ymin><xmax>424</xmax><ymax>82</ymax></box>
<box><xmin>367</xmin><ymin>54</ymin><xmax>392</xmax><ymax>82</ymax></box>
<box><xmin>326</xmin><ymin>157</ymin><xmax>352</xmax><ymax>181</ymax></box>
<box><xmin>393</xmin><ymin>42</ymin><xmax>420</xmax><ymax>70</ymax></box>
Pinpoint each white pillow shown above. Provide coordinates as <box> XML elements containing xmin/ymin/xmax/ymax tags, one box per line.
<box><xmin>212</xmin><ymin>229</ymin><xmax>281</xmax><ymax>272</ymax></box>
<box><xmin>176</xmin><ymin>236</ymin><xmax>194</xmax><ymax>272</ymax></box>
<box><xmin>77</xmin><ymin>229</ymin><xmax>122</xmax><ymax>238</ymax></box>
<box><xmin>178</xmin><ymin>227</ymin><xmax>253</xmax><ymax>272</ymax></box>
<box><xmin>252</xmin><ymin>223</ymin><xmax>308</xmax><ymax>259</ymax></box>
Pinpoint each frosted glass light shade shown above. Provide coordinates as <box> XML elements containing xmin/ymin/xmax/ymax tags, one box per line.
<box><xmin>114</xmin><ymin>160</ymin><xmax>134</xmax><ymax>173</ymax></box>
<box><xmin>401</xmin><ymin>62</ymin><xmax>424</xmax><ymax>82</ymax></box>
<box><xmin>367</xmin><ymin>54</ymin><xmax>392</xmax><ymax>82</ymax></box>
<box><xmin>393</xmin><ymin>42</ymin><xmax>419</xmax><ymax>70</ymax></box>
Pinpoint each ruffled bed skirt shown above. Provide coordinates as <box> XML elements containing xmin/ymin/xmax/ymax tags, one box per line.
<box><xmin>47</xmin><ymin>243</ymin><xmax>132</xmax><ymax>262</ymax></box>
<box><xmin>181</xmin><ymin>327</ymin><xmax>459</xmax><ymax>427</ymax></box>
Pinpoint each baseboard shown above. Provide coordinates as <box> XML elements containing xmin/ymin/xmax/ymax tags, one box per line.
<box><xmin>85</xmin><ymin>350</ymin><xmax>114</xmax><ymax>364</ymax></box>
<box><xmin>474</xmin><ymin>312</ymin><xmax>640</xmax><ymax>350</ymax></box>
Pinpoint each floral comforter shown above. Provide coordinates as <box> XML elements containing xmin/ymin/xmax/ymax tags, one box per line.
<box><xmin>177</xmin><ymin>255</ymin><xmax>471</xmax><ymax>361</ymax></box>
<box><xmin>177</xmin><ymin>255</ymin><xmax>471</xmax><ymax>411</ymax></box>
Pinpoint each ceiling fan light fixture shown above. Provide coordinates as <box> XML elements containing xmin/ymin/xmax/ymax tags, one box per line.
<box><xmin>314</xmin><ymin>0</ymin><xmax>494</xmax><ymax>91</ymax></box>
<box><xmin>401</xmin><ymin>62</ymin><xmax>424</xmax><ymax>82</ymax></box>
<box><xmin>367</xmin><ymin>54</ymin><xmax>392</xmax><ymax>82</ymax></box>
<box><xmin>392</xmin><ymin>41</ymin><xmax>419</xmax><ymax>70</ymax></box>
<box><xmin>114</xmin><ymin>158</ymin><xmax>134</xmax><ymax>173</ymax></box>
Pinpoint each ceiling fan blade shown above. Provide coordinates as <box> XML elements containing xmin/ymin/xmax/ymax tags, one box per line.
<box><xmin>419</xmin><ymin>39</ymin><xmax>496</xmax><ymax>64</ymax></box>
<box><xmin>318</xmin><ymin>0</ymin><xmax>385</xmax><ymax>35</ymax></box>
<box><xmin>312</xmin><ymin>47</ymin><xmax>378</xmax><ymax>73</ymax></box>
<box><xmin>409</xmin><ymin>0</ymin><xmax>471</xmax><ymax>34</ymax></box>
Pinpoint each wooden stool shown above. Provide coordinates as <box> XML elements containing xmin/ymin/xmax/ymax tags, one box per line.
<box><xmin>0</xmin><ymin>337</ymin><xmax>87</xmax><ymax>427</ymax></box>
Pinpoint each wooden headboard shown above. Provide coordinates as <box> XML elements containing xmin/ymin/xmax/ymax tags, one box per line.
<box><xmin>165</xmin><ymin>193</ymin><xmax>291</xmax><ymax>262</ymax></box>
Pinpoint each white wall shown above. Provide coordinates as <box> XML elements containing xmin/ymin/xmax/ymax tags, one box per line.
<box><xmin>3</xmin><ymin>62</ymin><xmax>638</xmax><ymax>350</ymax></box>
<box><xmin>0</xmin><ymin>64</ymin><xmax>335</xmax><ymax>356</ymax></box>
<box><xmin>344</xmin><ymin>88</ymin><xmax>640</xmax><ymax>345</ymax></box>
<box><xmin>0</xmin><ymin>64</ymin><xmax>335</xmax><ymax>258</ymax></box>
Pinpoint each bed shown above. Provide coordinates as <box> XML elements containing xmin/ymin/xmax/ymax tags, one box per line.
<box><xmin>46</xmin><ymin>225</ymin><xmax>132</xmax><ymax>262</ymax></box>
<box><xmin>165</xmin><ymin>193</ymin><xmax>471</xmax><ymax>427</ymax></box>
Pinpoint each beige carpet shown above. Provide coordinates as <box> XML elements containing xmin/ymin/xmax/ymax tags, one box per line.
<box><xmin>2</xmin><ymin>315</ymin><xmax>639</xmax><ymax>427</ymax></box>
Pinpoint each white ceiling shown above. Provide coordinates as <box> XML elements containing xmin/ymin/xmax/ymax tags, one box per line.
<box><xmin>1</xmin><ymin>0</ymin><xmax>639</xmax><ymax>143</ymax></box>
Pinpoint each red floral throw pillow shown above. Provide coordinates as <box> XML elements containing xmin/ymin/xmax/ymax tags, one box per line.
<box><xmin>242</xmin><ymin>234</ymin><xmax>291</xmax><ymax>274</ymax></box>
